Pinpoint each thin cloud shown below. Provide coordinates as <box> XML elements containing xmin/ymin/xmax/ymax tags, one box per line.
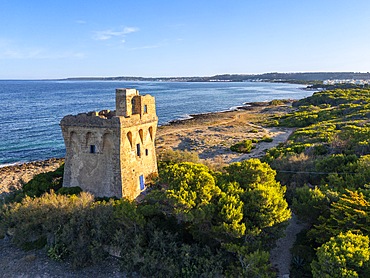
<box><xmin>93</xmin><ymin>27</ymin><xmax>139</xmax><ymax>41</ymax></box>
<box><xmin>0</xmin><ymin>44</ymin><xmax>84</xmax><ymax>60</ymax></box>
<box><xmin>123</xmin><ymin>27</ymin><xmax>139</xmax><ymax>34</ymax></box>
<box><xmin>2</xmin><ymin>50</ymin><xmax>85</xmax><ymax>59</ymax></box>
<box><xmin>76</xmin><ymin>20</ymin><xmax>87</xmax><ymax>24</ymax></box>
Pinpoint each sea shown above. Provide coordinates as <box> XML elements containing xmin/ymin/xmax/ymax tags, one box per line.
<box><xmin>0</xmin><ymin>80</ymin><xmax>314</xmax><ymax>166</ymax></box>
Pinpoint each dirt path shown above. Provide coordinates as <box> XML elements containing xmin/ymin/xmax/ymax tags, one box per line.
<box><xmin>270</xmin><ymin>214</ymin><xmax>307</xmax><ymax>278</ymax></box>
<box><xmin>231</xmin><ymin>127</ymin><xmax>294</xmax><ymax>162</ymax></box>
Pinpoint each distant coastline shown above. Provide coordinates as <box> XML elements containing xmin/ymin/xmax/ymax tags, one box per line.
<box><xmin>62</xmin><ymin>72</ymin><xmax>370</xmax><ymax>85</ymax></box>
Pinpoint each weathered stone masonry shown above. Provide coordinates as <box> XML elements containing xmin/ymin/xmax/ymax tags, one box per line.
<box><xmin>60</xmin><ymin>89</ymin><xmax>158</xmax><ymax>199</ymax></box>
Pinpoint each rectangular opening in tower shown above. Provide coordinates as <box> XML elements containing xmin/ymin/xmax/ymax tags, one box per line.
<box><xmin>90</xmin><ymin>145</ymin><xmax>96</xmax><ymax>153</ymax></box>
<box><xmin>136</xmin><ymin>143</ymin><xmax>141</xmax><ymax>156</ymax></box>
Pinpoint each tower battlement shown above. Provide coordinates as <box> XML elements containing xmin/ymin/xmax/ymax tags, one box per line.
<box><xmin>60</xmin><ymin>89</ymin><xmax>158</xmax><ymax>199</ymax></box>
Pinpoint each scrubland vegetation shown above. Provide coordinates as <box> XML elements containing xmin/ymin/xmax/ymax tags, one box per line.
<box><xmin>266</xmin><ymin>88</ymin><xmax>370</xmax><ymax>277</ymax></box>
<box><xmin>2</xmin><ymin>88</ymin><xmax>370</xmax><ymax>277</ymax></box>
<box><xmin>1</xmin><ymin>158</ymin><xmax>290</xmax><ymax>277</ymax></box>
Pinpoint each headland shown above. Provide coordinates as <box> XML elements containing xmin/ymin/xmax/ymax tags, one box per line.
<box><xmin>0</xmin><ymin>100</ymin><xmax>294</xmax><ymax>200</ymax></box>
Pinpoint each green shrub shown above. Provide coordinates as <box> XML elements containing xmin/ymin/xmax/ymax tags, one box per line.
<box><xmin>157</xmin><ymin>149</ymin><xmax>200</xmax><ymax>163</ymax></box>
<box><xmin>290</xmin><ymin>229</ymin><xmax>316</xmax><ymax>278</ymax></box>
<box><xmin>311</xmin><ymin>232</ymin><xmax>370</xmax><ymax>278</ymax></box>
<box><xmin>269</xmin><ymin>99</ymin><xmax>285</xmax><ymax>106</ymax></box>
<box><xmin>230</xmin><ymin>139</ymin><xmax>254</xmax><ymax>153</ymax></box>
<box><xmin>0</xmin><ymin>191</ymin><xmax>141</xmax><ymax>268</ymax></box>
<box><xmin>22</xmin><ymin>164</ymin><xmax>64</xmax><ymax>198</ymax></box>
<box><xmin>260</xmin><ymin>135</ymin><xmax>273</xmax><ymax>143</ymax></box>
<box><xmin>118</xmin><ymin>229</ymin><xmax>225</xmax><ymax>277</ymax></box>
<box><xmin>56</xmin><ymin>186</ymin><xmax>82</xmax><ymax>196</ymax></box>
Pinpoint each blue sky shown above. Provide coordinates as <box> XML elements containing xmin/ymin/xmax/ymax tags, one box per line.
<box><xmin>0</xmin><ymin>0</ymin><xmax>369</xmax><ymax>79</ymax></box>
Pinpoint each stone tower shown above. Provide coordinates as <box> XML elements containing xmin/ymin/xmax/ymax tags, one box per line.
<box><xmin>60</xmin><ymin>89</ymin><xmax>158</xmax><ymax>199</ymax></box>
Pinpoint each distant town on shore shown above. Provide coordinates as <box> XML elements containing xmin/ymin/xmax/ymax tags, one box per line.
<box><xmin>63</xmin><ymin>72</ymin><xmax>370</xmax><ymax>85</ymax></box>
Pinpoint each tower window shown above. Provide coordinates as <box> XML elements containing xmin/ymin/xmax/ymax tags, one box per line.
<box><xmin>127</xmin><ymin>132</ymin><xmax>133</xmax><ymax>147</ymax></box>
<box><xmin>149</xmin><ymin>126</ymin><xmax>153</xmax><ymax>140</ymax></box>
<box><xmin>145</xmin><ymin>149</ymin><xmax>149</xmax><ymax>156</ymax></box>
<box><xmin>90</xmin><ymin>145</ymin><xmax>96</xmax><ymax>153</ymax></box>
<box><xmin>139</xmin><ymin>129</ymin><xmax>144</xmax><ymax>143</ymax></box>
<box><xmin>136</xmin><ymin>143</ymin><xmax>141</xmax><ymax>157</ymax></box>
<box><xmin>144</xmin><ymin>105</ymin><xmax>148</xmax><ymax>114</ymax></box>
<box><xmin>131</xmin><ymin>98</ymin><xmax>135</xmax><ymax>114</ymax></box>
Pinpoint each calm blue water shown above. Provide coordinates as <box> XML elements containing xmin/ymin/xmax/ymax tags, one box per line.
<box><xmin>0</xmin><ymin>81</ymin><xmax>312</xmax><ymax>165</ymax></box>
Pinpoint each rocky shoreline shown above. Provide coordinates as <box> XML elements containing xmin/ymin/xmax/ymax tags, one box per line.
<box><xmin>0</xmin><ymin>158</ymin><xmax>64</xmax><ymax>200</ymax></box>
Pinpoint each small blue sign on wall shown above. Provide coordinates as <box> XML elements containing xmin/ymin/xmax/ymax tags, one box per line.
<box><xmin>139</xmin><ymin>175</ymin><xmax>145</xmax><ymax>191</ymax></box>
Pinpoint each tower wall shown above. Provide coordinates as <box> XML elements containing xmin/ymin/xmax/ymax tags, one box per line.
<box><xmin>61</xmin><ymin>115</ymin><xmax>122</xmax><ymax>197</ymax></box>
<box><xmin>119</xmin><ymin>120</ymin><xmax>158</xmax><ymax>199</ymax></box>
<box><xmin>60</xmin><ymin>89</ymin><xmax>158</xmax><ymax>199</ymax></box>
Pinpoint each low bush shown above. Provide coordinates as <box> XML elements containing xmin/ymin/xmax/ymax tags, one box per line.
<box><xmin>230</xmin><ymin>139</ymin><xmax>254</xmax><ymax>153</ymax></box>
<box><xmin>290</xmin><ymin>228</ymin><xmax>316</xmax><ymax>278</ymax></box>
<box><xmin>260</xmin><ymin>135</ymin><xmax>273</xmax><ymax>143</ymax></box>
<box><xmin>0</xmin><ymin>191</ymin><xmax>140</xmax><ymax>268</ymax></box>
<box><xmin>22</xmin><ymin>164</ymin><xmax>64</xmax><ymax>197</ymax></box>
<box><xmin>269</xmin><ymin>99</ymin><xmax>285</xmax><ymax>106</ymax></box>
<box><xmin>157</xmin><ymin>149</ymin><xmax>200</xmax><ymax>164</ymax></box>
<box><xmin>56</xmin><ymin>186</ymin><xmax>82</xmax><ymax>196</ymax></box>
<box><xmin>6</xmin><ymin>164</ymin><xmax>65</xmax><ymax>204</ymax></box>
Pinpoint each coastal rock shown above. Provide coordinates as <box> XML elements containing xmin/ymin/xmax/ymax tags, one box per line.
<box><xmin>0</xmin><ymin>158</ymin><xmax>64</xmax><ymax>200</ymax></box>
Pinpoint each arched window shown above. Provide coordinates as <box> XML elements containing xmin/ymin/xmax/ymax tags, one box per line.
<box><xmin>127</xmin><ymin>131</ymin><xmax>133</xmax><ymax>147</ymax></box>
<box><xmin>70</xmin><ymin>132</ymin><xmax>79</xmax><ymax>152</ymax></box>
<box><xmin>149</xmin><ymin>126</ymin><xmax>153</xmax><ymax>141</ymax></box>
<box><xmin>139</xmin><ymin>129</ymin><xmax>144</xmax><ymax>143</ymax></box>
<box><xmin>102</xmin><ymin>133</ymin><xmax>113</xmax><ymax>153</ymax></box>
<box><xmin>85</xmin><ymin>132</ymin><xmax>92</xmax><ymax>146</ymax></box>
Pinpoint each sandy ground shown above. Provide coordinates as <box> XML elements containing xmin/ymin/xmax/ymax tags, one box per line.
<box><xmin>0</xmin><ymin>102</ymin><xmax>297</xmax><ymax>277</ymax></box>
<box><xmin>156</xmin><ymin>103</ymin><xmax>294</xmax><ymax>165</ymax></box>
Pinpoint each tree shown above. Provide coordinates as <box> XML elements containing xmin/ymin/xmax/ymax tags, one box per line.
<box><xmin>292</xmin><ymin>185</ymin><xmax>338</xmax><ymax>224</ymax></box>
<box><xmin>223</xmin><ymin>158</ymin><xmax>280</xmax><ymax>189</ymax></box>
<box><xmin>310</xmin><ymin>190</ymin><xmax>370</xmax><ymax>244</ymax></box>
<box><xmin>311</xmin><ymin>231</ymin><xmax>370</xmax><ymax>278</ymax></box>
<box><xmin>159</xmin><ymin>162</ymin><xmax>221</xmax><ymax>217</ymax></box>
<box><xmin>157</xmin><ymin>162</ymin><xmax>222</xmax><ymax>242</ymax></box>
<box><xmin>222</xmin><ymin>159</ymin><xmax>291</xmax><ymax>235</ymax></box>
<box><xmin>213</xmin><ymin>182</ymin><xmax>246</xmax><ymax>240</ymax></box>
